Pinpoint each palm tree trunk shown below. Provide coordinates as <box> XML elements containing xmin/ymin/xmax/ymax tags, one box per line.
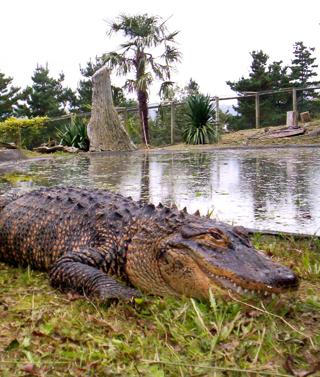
<box><xmin>137</xmin><ymin>89</ymin><xmax>150</xmax><ymax>146</ymax></box>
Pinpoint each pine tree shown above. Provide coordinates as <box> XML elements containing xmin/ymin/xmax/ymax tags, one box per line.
<box><xmin>0</xmin><ymin>71</ymin><xmax>20</xmax><ymax>121</ymax></box>
<box><xmin>290</xmin><ymin>42</ymin><xmax>319</xmax><ymax>87</ymax></box>
<box><xmin>227</xmin><ymin>51</ymin><xmax>291</xmax><ymax>129</ymax></box>
<box><xmin>19</xmin><ymin>64</ymin><xmax>76</xmax><ymax>117</ymax></box>
<box><xmin>289</xmin><ymin>41</ymin><xmax>319</xmax><ymax>110</ymax></box>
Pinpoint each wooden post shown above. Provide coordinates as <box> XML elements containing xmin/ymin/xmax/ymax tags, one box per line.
<box><xmin>255</xmin><ymin>93</ymin><xmax>260</xmax><ymax>129</ymax></box>
<box><xmin>292</xmin><ymin>88</ymin><xmax>297</xmax><ymax>113</ymax></box>
<box><xmin>215</xmin><ymin>96</ymin><xmax>220</xmax><ymax>126</ymax></box>
<box><xmin>170</xmin><ymin>101</ymin><xmax>176</xmax><ymax>145</ymax></box>
<box><xmin>17</xmin><ymin>127</ymin><xmax>22</xmax><ymax>148</ymax></box>
<box><xmin>286</xmin><ymin>111</ymin><xmax>298</xmax><ymax>128</ymax></box>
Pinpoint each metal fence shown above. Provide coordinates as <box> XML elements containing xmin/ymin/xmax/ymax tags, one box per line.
<box><xmin>3</xmin><ymin>85</ymin><xmax>318</xmax><ymax>149</ymax></box>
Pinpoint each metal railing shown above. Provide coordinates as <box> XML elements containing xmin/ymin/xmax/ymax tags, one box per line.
<box><xmin>46</xmin><ymin>85</ymin><xmax>320</xmax><ymax>145</ymax></box>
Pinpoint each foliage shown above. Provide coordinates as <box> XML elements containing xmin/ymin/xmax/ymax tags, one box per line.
<box><xmin>124</xmin><ymin>116</ymin><xmax>142</xmax><ymax>145</ymax></box>
<box><xmin>56</xmin><ymin>116</ymin><xmax>89</xmax><ymax>151</ymax></box>
<box><xmin>104</xmin><ymin>13</ymin><xmax>181</xmax><ymax>145</ymax></box>
<box><xmin>290</xmin><ymin>41</ymin><xmax>319</xmax><ymax>87</ymax></box>
<box><xmin>17</xmin><ymin>64</ymin><xmax>76</xmax><ymax>118</ymax></box>
<box><xmin>0</xmin><ymin>235</ymin><xmax>319</xmax><ymax>376</ymax></box>
<box><xmin>151</xmin><ymin>78</ymin><xmax>202</xmax><ymax>146</ymax></box>
<box><xmin>0</xmin><ymin>117</ymin><xmax>48</xmax><ymax>147</ymax></box>
<box><xmin>227</xmin><ymin>51</ymin><xmax>292</xmax><ymax>130</ymax></box>
<box><xmin>0</xmin><ymin>71</ymin><xmax>21</xmax><ymax>121</ymax></box>
<box><xmin>183</xmin><ymin>94</ymin><xmax>217</xmax><ymax>144</ymax></box>
<box><xmin>227</xmin><ymin>42</ymin><xmax>320</xmax><ymax>130</ymax></box>
<box><xmin>290</xmin><ymin>41</ymin><xmax>320</xmax><ymax>112</ymax></box>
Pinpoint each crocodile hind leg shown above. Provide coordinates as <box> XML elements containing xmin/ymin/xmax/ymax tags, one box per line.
<box><xmin>49</xmin><ymin>248</ymin><xmax>141</xmax><ymax>300</ymax></box>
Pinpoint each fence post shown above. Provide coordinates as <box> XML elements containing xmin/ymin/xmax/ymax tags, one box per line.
<box><xmin>292</xmin><ymin>88</ymin><xmax>297</xmax><ymax>113</ymax></box>
<box><xmin>255</xmin><ymin>93</ymin><xmax>260</xmax><ymax>129</ymax></box>
<box><xmin>215</xmin><ymin>96</ymin><xmax>220</xmax><ymax>126</ymax></box>
<box><xmin>170</xmin><ymin>101</ymin><xmax>176</xmax><ymax>145</ymax></box>
<box><xmin>17</xmin><ymin>127</ymin><xmax>22</xmax><ymax>148</ymax></box>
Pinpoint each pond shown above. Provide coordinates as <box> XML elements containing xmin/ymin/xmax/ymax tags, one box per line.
<box><xmin>1</xmin><ymin>146</ymin><xmax>320</xmax><ymax>235</ymax></box>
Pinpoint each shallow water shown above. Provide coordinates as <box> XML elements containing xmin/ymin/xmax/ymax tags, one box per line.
<box><xmin>1</xmin><ymin>147</ymin><xmax>320</xmax><ymax>235</ymax></box>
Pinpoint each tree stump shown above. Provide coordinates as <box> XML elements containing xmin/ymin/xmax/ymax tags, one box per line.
<box><xmin>87</xmin><ymin>66</ymin><xmax>136</xmax><ymax>152</ymax></box>
<box><xmin>300</xmin><ymin>111</ymin><xmax>311</xmax><ymax>123</ymax></box>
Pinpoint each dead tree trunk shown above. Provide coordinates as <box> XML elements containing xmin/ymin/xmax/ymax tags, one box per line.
<box><xmin>87</xmin><ymin>66</ymin><xmax>136</xmax><ymax>152</ymax></box>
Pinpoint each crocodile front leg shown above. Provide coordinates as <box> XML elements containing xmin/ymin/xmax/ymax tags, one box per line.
<box><xmin>49</xmin><ymin>248</ymin><xmax>141</xmax><ymax>300</ymax></box>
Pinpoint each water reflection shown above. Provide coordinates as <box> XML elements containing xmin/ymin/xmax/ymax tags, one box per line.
<box><xmin>1</xmin><ymin>148</ymin><xmax>319</xmax><ymax>235</ymax></box>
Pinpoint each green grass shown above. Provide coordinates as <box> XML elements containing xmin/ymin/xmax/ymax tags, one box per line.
<box><xmin>0</xmin><ymin>235</ymin><xmax>319</xmax><ymax>376</ymax></box>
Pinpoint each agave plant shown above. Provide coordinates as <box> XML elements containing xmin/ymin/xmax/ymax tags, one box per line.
<box><xmin>183</xmin><ymin>94</ymin><xmax>217</xmax><ymax>144</ymax></box>
<box><xmin>56</xmin><ymin>116</ymin><xmax>89</xmax><ymax>151</ymax></box>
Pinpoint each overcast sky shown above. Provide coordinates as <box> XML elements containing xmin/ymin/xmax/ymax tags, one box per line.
<box><xmin>1</xmin><ymin>0</ymin><xmax>320</xmax><ymax>102</ymax></box>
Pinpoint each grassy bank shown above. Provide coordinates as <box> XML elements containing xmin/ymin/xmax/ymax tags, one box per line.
<box><xmin>0</xmin><ymin>235</ymin><xmax>319</xmax><ymax>376</ymax></box>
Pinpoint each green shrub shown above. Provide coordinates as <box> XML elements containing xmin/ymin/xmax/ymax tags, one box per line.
<box><xmin>0</xmin><ymin>117</ymin><xmax>49</xmax><ymax>148</ymax></box>
<box><xmin>124</xmin><ymin>116</ymin><xmax>141</xmax><ymax>145</ymax></box>
<box><xmin>183</xmin><ymin>94</ymin><xmax>217</xmax><ymax>144</ymax></box>
<box><xmin>56</xmin><ymin>116</ymin><xmax>89</xmax><ymax>151</ymax></box>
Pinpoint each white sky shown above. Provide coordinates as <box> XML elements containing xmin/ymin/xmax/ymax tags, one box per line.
<box><xmin>1</xmin><ymin>0</ymin><xmax>320</xmax><ymax>102</ymax></box>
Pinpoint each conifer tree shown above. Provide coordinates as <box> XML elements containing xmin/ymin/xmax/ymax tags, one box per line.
<box><xmin>19</xmin><ymin>64</ymin><xmax>75</xmax><ymax>117</ymax></box>
<box><xmin>227</xmin><ymin>51</ymin><xmax>291</xmax><ymax>129</ymax></box>
<box><xmin>0</xmin><ymin>71</ymin><xmax>20</xmax><ymax>121</ymax></box>
<box><xmin>289</xmin><ymin>41</ymin><xmax>319</xmax><ymax>109</ymax></box>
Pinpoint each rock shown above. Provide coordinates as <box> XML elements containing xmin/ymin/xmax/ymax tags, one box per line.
<box><xmin>0</xmin><ymin>148</ymin><xmax>26</xmax><ymax>162</ymax></box>
<box><xmin>33</xmin><ymin>144</ymin><xmax>80</xmax><ymax>154</ymax></box>
<box><xmin>63</xmin><ymin>146</ymin><xmax>79</xmax><ymax>153</ymax></box>
<box><xmin>33</xmin><ymin>145</ymin><xmax>65</xmax><ymax>153</ymax></box>
<box><xmin>0</xmin><ymin>142</ymin><xmax>18</xmax><ymax>150</ymax></box>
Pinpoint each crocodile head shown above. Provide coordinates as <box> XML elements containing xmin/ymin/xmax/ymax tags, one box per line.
<box><xmin>126</xmin><ymin>217</ymin><xmax>299</xmax><ymax>300</ymax></box>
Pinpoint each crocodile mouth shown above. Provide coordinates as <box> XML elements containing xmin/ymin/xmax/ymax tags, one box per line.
<box><xmin>200</xmin><ymin>265</ymin><xmax>299</xmax><ymax>298</ymax></box>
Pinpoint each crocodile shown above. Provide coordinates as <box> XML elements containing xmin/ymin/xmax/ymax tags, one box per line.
<box><xmin>0</xmin><ymin>187</ymin><xmax>299</xmax><ymax>300</ymax></box>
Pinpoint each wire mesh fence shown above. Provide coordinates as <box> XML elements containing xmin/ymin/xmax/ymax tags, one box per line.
<box><xmin>0</xmin><ymin>86</ymin><xmax>319</xmax><ymax>150</ymax></box>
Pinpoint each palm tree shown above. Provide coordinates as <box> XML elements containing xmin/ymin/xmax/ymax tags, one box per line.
<box><xmin>104</xmin><ymin>14</ymin><xmax>181</xmax><ymax>146</ymax></box>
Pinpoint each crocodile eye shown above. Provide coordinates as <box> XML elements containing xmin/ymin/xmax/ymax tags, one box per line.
<box><xmin>195</xmin><ymin>229</ymin><xmax>230</xmax><ymax>249</ymax></box>
<box><xmin>208</xmin><ymin>228</ymin><xmax>227</xmax><ymax>241</ymax></box>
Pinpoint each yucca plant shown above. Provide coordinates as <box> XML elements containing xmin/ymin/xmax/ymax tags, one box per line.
<box><xmin>56</xmin><ymin>116</ymin><xmax>89</xmax><ymax>151</ymax></box>
<box><xmin>183</xmin><ymin>94</ymin><xmax>217</xmax><ymax>144</ymax></box>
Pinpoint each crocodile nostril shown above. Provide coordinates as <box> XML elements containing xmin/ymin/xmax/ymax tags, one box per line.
<box><xmin>276</xmin><ymin>270</ymin><xmax>299</xmax><ymax>288</ymax></box>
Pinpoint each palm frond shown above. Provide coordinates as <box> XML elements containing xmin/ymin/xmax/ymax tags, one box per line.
<box><xmin>135</xmin><ymin>73</ymin><xmax>153</xmax><ymax>92</ymax></box>
<box><xmin>103</xmin><ymin>52</ymin><xmax>134</xmax><ymax>75</ymax></box>
<box><xmin>159</xmin><ymin>81</ymin><xmax>175</xmax><ymax>100</ymax></box>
